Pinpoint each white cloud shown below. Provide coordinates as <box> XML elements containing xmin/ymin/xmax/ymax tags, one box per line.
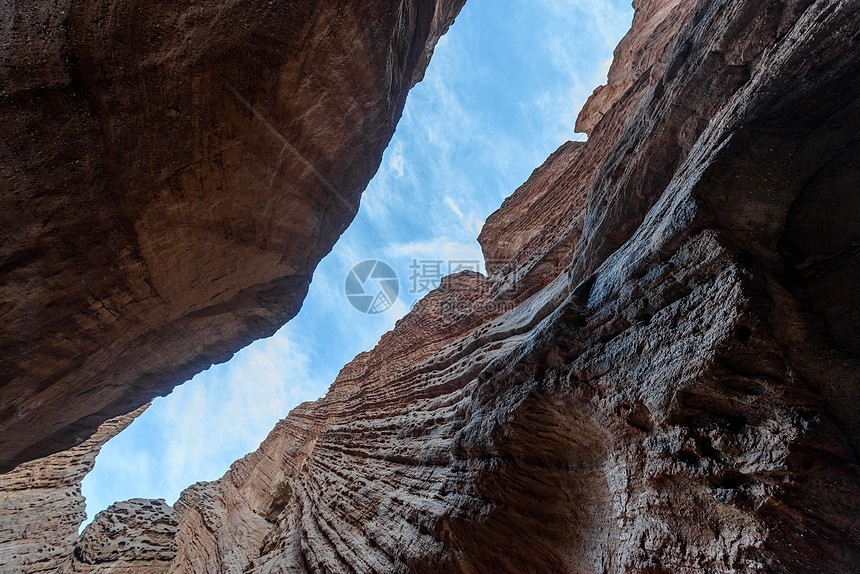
<box><xmin>389</xmin><ymin>153</ymin><xmax>405</xmax><ymax>179</ymax></box>
<box><xmin>386</xmin><ymin>239</ymin><xmax>485</xmax><ymax>273</ymax></box>
<box><xmin>530</xmin><ymin>0</ymin><xmax>633</xmax><ymax>141</ymax></box>
<box><xmin>444</xmin><ymin>195</ymin><xmax>464</xmax><ymax>220</ymax></box>
<box><xmin>599</xmin><ymin>56</ymin><xmax>614</xmax><ymax>83</ymax></box>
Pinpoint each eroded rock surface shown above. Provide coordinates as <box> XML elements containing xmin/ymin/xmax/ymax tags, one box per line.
<box><xmin>0</xmin><ymin>0</ymin><xmax>465</xmax><ymax>471</ymax></box>
<box><xmin>0</xmin><ymin>406</ymin><xmax>147</xmax><ymax>573</ymax></box>
<box><xmin>3</xmin><ymin>0</ymin><xmax>860</xmax><ymax>572</ymax></box>
<box><xmin>64</xmin><ymin>498</ymin><xmax>179</xmax><ymax>573</ymax></box>
<box><xmin>574</xmin><ymin>0</ymin><xmax>693</xmax><ymax>135</ymax></box>
<box><xmin>154</xmin><ymin>0</ymin><xmax>860</xmax><ymax>572</ymax></box>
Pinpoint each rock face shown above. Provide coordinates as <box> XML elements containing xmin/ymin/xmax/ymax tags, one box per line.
<box><xmin>3</xmin><ymin>0</ymin><xmax>860</xmax><ymax>572</ymax></box>
<box><xmin>62</xmin><ymin>0</ymin><xmax>855</xmax><ymax>572</ymax></box>
<box><xmin>64</xmin><ymin>498</ymin><xmax>179</xmax><ymax>573</ymax></box>
<box><xmin>574</xmin><ymin>0</ymin><xmax>693</xmax><ymax>135</ymax></box>
<box><xmin>0</xmin><ymin>0</ymin><xmax>466</xmax><ymax>471</ymax></box>
<box><xmin>0</xmin><ymin>406</ymin><xmax>147</xmax><ymax>573</ymax></box>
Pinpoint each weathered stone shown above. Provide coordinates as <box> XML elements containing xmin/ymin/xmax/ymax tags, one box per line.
<box><xmin>0</xmin><ymin>0</ymin><xmax>466</xmax><ymax>471</ymax></box>
<box><xmin>83</xmin><ymin>1</ymin><xmax>856</xmax><ymax>572</ymax></box>
<box><xmin>575</xmin><ymin>0</ymin><xmax>693</xmax><ymax>135</ymax></box>
<box><xmin>3</xmin><ymin>0</ymin><xmax>860</xmax><ymax>572</ymax></box>
<box><xmin>63</xmin><ymin>498</ymin><xmax>178</xmax><ymax>574</ymax></box>
<box><xmin>0</xmin><ymin>406</ymin><xmax>147</xmax><ymax>573</ymax></box>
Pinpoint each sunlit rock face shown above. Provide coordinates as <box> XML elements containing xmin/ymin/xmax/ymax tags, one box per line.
<box><xmin>3</xmin><ymin>0</ymin><xmax>860</xmax><ymax>572</ymax></box>
<box><xmin>0</xmin><ymin>407</ymin><xmax>147</xmax><ymax>573</ymax></box>
<box><xmin>0</xmin><ymin>0</ymin><xmax>466</xmax><ymax>472</ymax></box>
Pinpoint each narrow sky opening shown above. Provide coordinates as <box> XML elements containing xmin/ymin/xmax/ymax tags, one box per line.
<box><xmin>81</xmin><ymin>0</ymin><xmax>634</xmax><ymax>528</ymax></box>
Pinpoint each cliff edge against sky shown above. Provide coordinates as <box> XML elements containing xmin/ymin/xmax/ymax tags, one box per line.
<box><xmin>1</xmin><ymin>0</ymin><xmax>859</xmax><ymax>572</ymax></box>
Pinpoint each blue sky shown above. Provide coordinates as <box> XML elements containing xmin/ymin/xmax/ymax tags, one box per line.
<box><xmin>81</xmin><ymin>0</ymin><xmax>633</xmax><ymax>525</ymax></box>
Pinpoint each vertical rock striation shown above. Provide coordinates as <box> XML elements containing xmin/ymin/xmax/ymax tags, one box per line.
<box><xmin>0</xmin><ymin>0</ymin><xmax>466</xmax><ymax>471</ymax></box>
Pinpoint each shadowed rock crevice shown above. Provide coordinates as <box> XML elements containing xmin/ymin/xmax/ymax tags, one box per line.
<box><xmin>439</xmin><ymin>394</ymin><xmax>613</xmax><ymax>573</ymax></box>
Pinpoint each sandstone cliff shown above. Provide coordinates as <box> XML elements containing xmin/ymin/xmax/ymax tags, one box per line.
<box><xmin>3</xmin><ymin>0</ymin><xmax>860</xmax><ymax>572</ymax></box>
<box><xmin>0</xmin><ymin>406</ymin><xmax>147</xmax><ymax>573</ymax></box>
<box><xmin>109</xmin><ymin>0</ymin><xmax>859</xmax><ymax>571</ymax></box>
<box><xmin>0</xmin><ymin>0</ymin><xmax>466</xmax><ymax>471</ymax></box>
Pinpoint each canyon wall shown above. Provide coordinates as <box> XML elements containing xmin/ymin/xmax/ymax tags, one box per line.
<box><xmin>2</xmin><ymin>0</ymin><xmax>860</xmax><ymax>572</ymax></box>
<box><xmin>155</xmin><ymin>0</ymin><xmax>860</xmax><ymax>571</ymax></box>
<box><xmin>63</xmin><ymin>498</ymin><xmax>179</xmax><ymax>574</ymax></box>
<box><xmin>0</xmin><ymin>406</ymin><xmax>148</xmax><ymax>573</ymax></box>
<box><xmin>0</xmin><ymin>0</ymin><xmax>465</xmax><ymax>471</ymax></box>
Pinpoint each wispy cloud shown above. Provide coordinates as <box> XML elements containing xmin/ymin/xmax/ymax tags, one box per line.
<box><xmin>386</xmin><ymin>238</ymin><xmax>484</xmax><ymax>263</ymax></box>
<box><xmin>444</xmin><ymin>195</ymin><xmax>464</xmax><ymax>220</ymax></box>
<box><xmin>389</xmin><ymin>152</ymin><xmax>406</xmax><ymax>179</ymax></box>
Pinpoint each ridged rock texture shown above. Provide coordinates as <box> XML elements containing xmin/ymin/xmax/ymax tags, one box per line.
<box><xmin>3</xmin><ymin>0</ymin><xmax>860</xmax><ymax>572</ymax></box>
<box><xmin>0</xmin><ymin>0</ymin><xmax>466</xmax><ymax>471</ymax></box>
<box><xmin>0</xmin><ymin>406</ymin><xmax>147</xmax><ymax>573</ymax></box>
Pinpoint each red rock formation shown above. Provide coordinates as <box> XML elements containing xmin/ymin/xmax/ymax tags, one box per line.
<box><xmin>0</xmin><ymin>0</ymin><xmax>466</xmax><ymax>472</ymax></box>
<box><xmin>3</xmin><ymin>0</ymin><xmax>860</xmax><ymax>572</ymax></box>
<box><xmin>119</xmin><ymin>0</ymin><xmax>859</xmax><ymax>572</ymax></box>
<box><xmin>574</xmin><ymin>0</ymin><xmax>693</xmax><ymax>135</ymax></box>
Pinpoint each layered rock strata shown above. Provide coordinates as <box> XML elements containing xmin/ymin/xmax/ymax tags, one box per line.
<box><xmin>0</xmin><ymin>406</ymin><xmax>147</xmax><ymax>573</ymax></box>
<box><xmin>3</xmin><ymin>0</ymin><xmax>860</xmax><ymax>572</ymax></box>
<box><xmin>155</xmin><ymin>0</ymin><xmax>860</xmax><ymax>571</ymax></box>
<box><xmin>0</xmin><ymin>0</ymin><xmax>465</xmax><ymax>471</ymax></box>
